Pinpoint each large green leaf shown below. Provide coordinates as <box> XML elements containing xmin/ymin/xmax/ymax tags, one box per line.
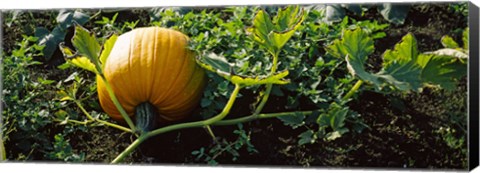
<box><xmin>343</xmin><ymin>28</ymin><xmax>375</xmax><ymax>63</ymax></box>
<box><xmin>249</xmin><ymin>10</ymin><xmax>275</xmax><ymax>47</ymax></box>
<box><xmin>382</xmin><ymin>33</ymin><xmax>419</xmax><ymax>67</ymax></box>
<box><xmin>248</xmin><ymin>6</ymin><xmax>304</xmax><ymax>55</ymax></box>
<box><xmin>327</xmin><ymin>28</ymin><xmax>374</xmax><ymax>62</ymax></box>
<box><xmin>71</xmin><ymin>25</ymin><xmax>101</xmax><ymax>72</ymax></box>
<box><xmin>421</xmin><ymin>55</ymin><xmax>467</xmax><ymax>90</ymax></box>
<box><xmin>329</xmin><ymin>29</ymin><xmax>425</xmax><ymax>91</ymax></box>
<box><xmin>273</xmin><ymin>5</ymin><xmax>302</xmax><ymax>31</ymax></box>
<box><xmin>379</xmin><ymin>33</ymin><xmax>422</xmax><ymax>91</ymax></box>
<box><xmin>328</xmin><ymin>29</ymin><xmax>380</xmax><ymax>86</ymax></box>
<box><xmin>377</xmin><ymin>61</ymin><xmax>422</xmax><ymax>91</ymax></box>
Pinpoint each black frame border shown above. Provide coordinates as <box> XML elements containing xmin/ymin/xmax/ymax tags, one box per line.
<box><xmin>468</xmin><ymin>1</ymin><xmax>479</xmax><ymax>171</ymax></box>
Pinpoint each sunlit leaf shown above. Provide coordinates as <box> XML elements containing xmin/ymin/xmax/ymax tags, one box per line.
<box><xmin>68</xmin><ymin>57</ymin><xmax>98</xmax><ymax>74</ymax></box>
<box><xmin>441</xmin><ymin>35</ymin><xmax>460</xmax><ymax>49</ymax></box>
<box><xmin>59</xmin><ymin>43</ymin><xmax>75</xmax><ymax>57</ymax></box>
<box><xmin>59</xmin><ymin>43</ymin><xmax>99</xmax><ymax>74</ymax></box>
<box><xmin>379</xmin><ymin>33</ymin><xmax>422</xmax><ymax>91</ymax></box>
<box><xmin>248</xmin><ymin>6</ymin><xmax>304</xmax><ymax>55</ymax></box>
<box><xmin>71</xmin><ymin>25</ymin><xmax>101</xmax><ymax>68</ymax></box>
<box><xmin>99</xmin><ymin>34</ymin><xmax>118</xmax><ymax>68</ymax></box>
<box><xmin>328</xmin><ymin>28</ymin><xmax>374</xmax><ymax>62</ymax></box>
<box><xmin>382</xmin><ymin>33</ymin><xmax>419</xmax><ymax>67</ymax></box>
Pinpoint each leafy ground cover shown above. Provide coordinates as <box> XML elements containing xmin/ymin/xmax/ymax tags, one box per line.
<box><xmin>1</xmin><ymin>2</ymin><xmax>468</xmax><ymax>170</ymax></box>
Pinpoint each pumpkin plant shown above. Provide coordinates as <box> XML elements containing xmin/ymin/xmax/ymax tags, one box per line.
<box><xmin>58</xmin><ymin>6</ymin><xmax>318</xmax><ymax>163</ymax></box>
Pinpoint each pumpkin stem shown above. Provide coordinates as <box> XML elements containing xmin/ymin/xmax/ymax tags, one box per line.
<box><xmin>135</xmin><ymin>102</ymin><xmax>157</xmax><ymax>134</ymax></box>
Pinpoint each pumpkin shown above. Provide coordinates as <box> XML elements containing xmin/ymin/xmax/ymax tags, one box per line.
<box><xmin>96</xmin><ymin>27</ymin><xmax>206</xmax><ymax>132</ymax></box>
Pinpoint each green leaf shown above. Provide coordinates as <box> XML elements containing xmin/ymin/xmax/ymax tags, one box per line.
<box><xmin>248</xmin><ymin>6</ymin><xmax>304</xmax><ymax>55</ymax></box>
<box><xmin>325</xmin><ymin>5</ymin><xmax>346</xmax><ymax>23</ymax></box>
<box><xmin>37</xmin><ymin>77</ymin><xmax>55</xmax><ymax>85</ymax></box>
<box><xmin>382</xmin><ymin>33</ymin><xmax>419</xmax><ymax>68</ymax></box>
<box><xmin>248</xmin><ymin>10</ymin><xmax>275</xmax><ymax>50</ymax></box>
<box><xmin>298</xmin><ymin>130</ymin><xmax>316</xmax><ymax>145</ymax></box>
<box><xmin>328</xmin><ymin>28</ymin><xmax>374</xmax><ymax>62</ymax></box>
<box><xmin>274</xmin><ymin>6</ymin><xmax>302</xmax><ymax>31</ymax></box>
<box><xmin>377</xmin><ymin>4</ymin><xmax>410</xmax><ymax>25</ymax></box>
<box><xmin>441</xmin><ymin>36</ymin><xmax>460</xmax><ymax>49</ymax></box>
<box><xmin>416</xmin><ymin>54</ymin><xmax>434</xmax><ymax>68</ymax></box>
<box><xmin>71</xmin><ymin>25</ymin><xmax>101</xmax><ymax>70</ymax></box>
<box><xmin>331</xmin><ymin>29</ymin><xmax>388</xmax><ymax>89</ymax></box>
<box><xmin>317</xmin><ymin>102</ymin><xmax>349</xmax><ymax>131</ymax></box>
<box><xmin>99</xmin><ymin>34</ymin><xmax>118</xmax><ymax>68</ymax></box>
<box><xmin>35</xmin><ymin>26</ymin><xmax>67</xmax><ymax>60</ymax></box>
<box><xmin>421</xmin><ymin>55</ymin><xmax>467</xmax><ymax>90</ymax></box>
<box><xmin>378</xmin><ymin>61</ymin><xmax>422</xmax><ymax>91</ymax></box>
<box><xmin>375</xmin><ymin>33</ymin><xmax>423</xmax><ymax>91</ymax></box>
<box><xmin>68</xmin><ymin>57</ymin><xmax>98</xmax><ymax>74</ymax></box>
<box><xmin>59</xmin><ymin>43</ymin><xmax>75</xmax><ymax>57</ymax></box>
<box><xmin>56</xmin><ymin>10</ymin><xmax>90</xmax><ymax>29</ymax></box>
<box><xmin>330</xmin><ymin>106</ymin><xmax>348</xmax><ymax>130</ymax></box>
<box><xmin>277</xmin><ymin>112</ymin><xmax>305</xmax><ymax>129</ymax></box>
<box><xmin>59</xmin><ymin>44</ymin><xmax>99</xmax><ymax>74</ymax></box>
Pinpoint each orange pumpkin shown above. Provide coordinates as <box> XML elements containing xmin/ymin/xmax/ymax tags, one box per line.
<box><xmin>97</xmin><ymin>27</ymin><xmax>206</xmax><ymax>129</ymax></box>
